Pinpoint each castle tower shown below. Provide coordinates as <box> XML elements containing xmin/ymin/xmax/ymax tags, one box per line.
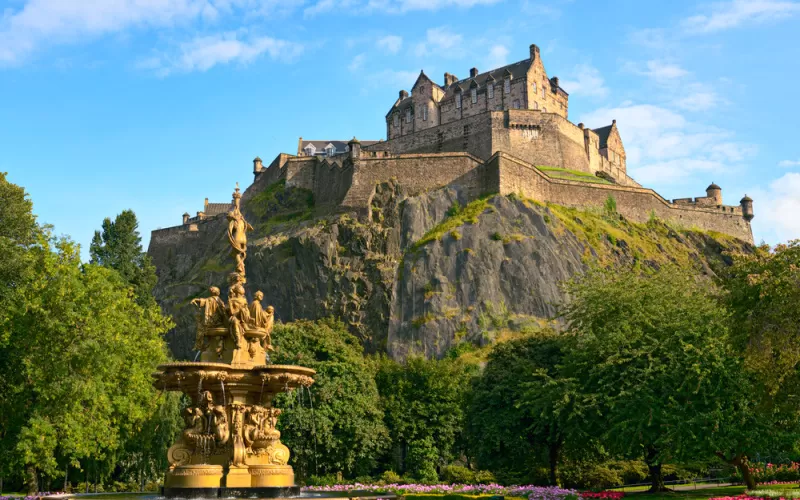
<box><xmin>253</xmin><ymin>156</ymin><xmax>263</xmax><ymax>174</ymax></box>
<box><xmin>706</xmin><ymin>182</ymin><xmax>722</xmax><ymax>205</ymax></box>
<box><xmin>740</xmin><ymin>195</ymin><xmax>754</xmax><ymax>222</ymax></box>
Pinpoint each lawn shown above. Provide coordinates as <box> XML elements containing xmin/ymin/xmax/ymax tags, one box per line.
<box><xmin>536</xmin><ymin>166</ymin><xmax>614</xmax><ymax>185</ymax></box>
<box><xmin>623</xmin><ymin>484</ymin><xmax>799</xmax><ymax>500</ymax></box>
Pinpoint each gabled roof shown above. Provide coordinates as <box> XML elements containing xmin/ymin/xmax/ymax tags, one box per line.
<box><xmin>592</xmin><ymin>125</ymin><xmax>613</xmax><ymax>148</ymax></box>
<box><xmin>205</xmin><ymin>202</ymin><xmax>233</xmax><ymax>216</ymax></box>
<box><xmin>440</xmin><ymin>59</ymin><xmax>533</xmax><ymax>100</ymax></box>
<box><xmin>411</xmin><ymin>70</ymin><xmax>440</xmax><ymax>92</ymax></box>
<box><xmin>300</xmin><ymin>140</ymin><xmax>380</xmax><ymax>154</ymax></box>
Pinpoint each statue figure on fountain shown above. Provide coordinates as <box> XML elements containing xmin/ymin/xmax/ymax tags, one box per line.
<box><xmin>250</xmin><ymin>291</ymin><xmax>275</xmax><ymax>352</ymax></box>
<box><xmin>227</xmin><ymin>183</ymin><xmax>253</xmax><ymax>281</ymax></box>
<box><xmin>191</xmin><ymin>286</ymin><xmax>225</xmax><ymax>350</ymax></box>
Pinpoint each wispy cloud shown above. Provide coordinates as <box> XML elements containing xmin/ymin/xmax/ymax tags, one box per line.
<box><xmin>414</xmin><ymin>27</ymin><xmax>463</xmax><ymax>57</ymax></box>
<box><xmin>377</xmin><ymin>35</ymin><xmax>403</xmax><ymax>54</ymax></box>
<box><xmin>138</xmin><ymin>31</ymin><xmax>303</xmax><ymax>76</ymax></box>
<box><xmin>559</xmin><ymin>64</ymin><xmax>608</xmax><ymax>98</ymax></box>
<box><xmin>484</xmin><ymin>44</ymin><xmax>509</xmax><ymax>69</ymax></box>
<box><xmin>752</xmin><ymin>172</ymin><xmax>800</xmax><ymax>243</ymax></box>
<box><xmin>348</xmin><ymin>53</ymin><xmax>366</xmax><ymax>71</ymax></box>
<box><xmin>675</xmin><ymin>86</ymin><xmax>722</xmax><ymax>111</ymax></box>
<box><xmin>581</xmin><ymin>103</ymin><xmax>755</xmax><ymax>185</ymax></box>
<box><xmin>367</xmin><ymin>69</ymin><xmax>419</xmax><ymax>89</ymax></box>
<box><xmin>305</xmin><ymin>0</ymin><xmax>500</xmax><ymax>16</ymax></box>
<box><xmin>683</xmin><ymin>0</ymin><xmax>800</xmax><ymax>34</ymax></box>
<box><xmin>779</xmin><ymin>159</ymin><xmax>800</xmax><ymax>167</ymax></box>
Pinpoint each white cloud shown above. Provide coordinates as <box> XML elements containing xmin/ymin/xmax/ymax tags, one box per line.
<box><xmin>624</xmin><ymin>59</ymin><xmax>688</xmax><ymax>81</ymax></box>
<box><xmin>140</xmin><ymin>31</ymin><xmax>302</xmax><ymax>75</ymax></box>
<box><xmin>348</xmin><ymin>53</ymin><xmax>366</xmax><ymax>71</ymax></box>
<box><xmin>0</xmin><ymin>0</ymin><xmax>225</xmax><ymax>65</ymax></box>
<box><xmin>683</xmin><ymin>0</ymin><xmax>800</xmax><ymax>34</ymax></box>
<box><xmin>559</xmin><ymin>64</ymin><xmax>608</xmax><ymax>98</ymax></box>
<box><xmin>779</xmin><ymin>159</ymin><xmax>800</xmax><ymax>167</ymax></box>
<box><xmin>580</xmin><ymin>103</ymin><xmax>755</xmax><ymax>185</ymax></box>
<box><xmin>484</xmin><ymin>44</ymin><xmax>509</xmax><ymax>69</ymax></box>
<box><xmin>675</xmin><ymin>89</ymin><xmax>721</xmax><ymax>111</ymax></box>
<box><xmin>367</xmin><ymin>69</ymin><xmax>419</xmax><ymax>89</ymax></box>
<box><xmin>305</xmin><ymin>0</ymin><xmax>500</xmax><ymax>16</ymax></box>
<box><xmin>377</xmin><ymin>35</ymin><xmax>403</xmax><ymax>54</ymax></box>
<box><xmin>752</xmin><ymin>172</ymin><xmax>800</xmax><ymax>243</ymax></box>
<box><xmin>414</xmin><ymin>27</ymin><xmax>463</xmax><ymax>57</ymax></box>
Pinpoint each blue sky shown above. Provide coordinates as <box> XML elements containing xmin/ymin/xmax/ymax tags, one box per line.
<box><xmin>2</xmin><ymin>0</ymin><xmax>799</xmax><ymax>258</ymax></box>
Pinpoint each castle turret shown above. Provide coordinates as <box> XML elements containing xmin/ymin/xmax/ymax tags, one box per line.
<box><xmin>182</xmin><ymin>212</ymin><xmax>190</xmax><ymax>225</ymax></box>
<box><xmin>253</xmin><ymin>156</ymin><xmax>263</xmax><ymax>174</ymax></box>
<box><xmin>740</xmin><ymin>195</ymin><xmax>754</xmax><ymax>222</ymax></box>
<box><xmin>348</xmin><ymin>137</ymin><xmax>361</xmax><ymax>161</ymax></box>
<box><xmin>706</xmin><ymin>182</ymin><xmax>722</xmax><ymax>204</ymax></box>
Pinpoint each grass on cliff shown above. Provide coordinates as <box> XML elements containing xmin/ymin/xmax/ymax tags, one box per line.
<box><xmin>244</xmin><ymin>179</ymin><xmax>315</xmax><ymax>233</ymax></box>
<box><xmin>537</xmin><ymin>165</ymin><xmax>613</xmax><ymax>185</ymax></box>
<box><xmin>410</xmin><ymin>195</ymin><xmax>495</xmax><ymax>252</ymax></box>
<box><xmin>537</xmin><ymin>199</ymin><xmax>744</xmax><ymax>269</ymax></box>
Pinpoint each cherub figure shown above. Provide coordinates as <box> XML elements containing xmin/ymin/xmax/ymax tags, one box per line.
<box><xmin>190</xmin><ymin>286</ymin><xmax>225</xmax><ymax>350</ymax></box>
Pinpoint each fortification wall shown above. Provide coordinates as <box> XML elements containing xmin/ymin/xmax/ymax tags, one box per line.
<box><xmin>376</xmin><ymin>111</ymin><xmax>496</xmax><ymax>160</ymax></box>
<box><xmin>494</xmin><ymin>153</ymin><xmax>753</xmax><ymax>242</ymax></box>
<box><xmin>340</xmin><ymin>153</ymin><xmax>490</xmax><ymax>214</ymax></box>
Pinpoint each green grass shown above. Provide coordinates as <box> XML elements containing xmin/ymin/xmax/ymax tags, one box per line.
<box><xmin>537</xmin><ymin>166</ymin><xmax>613</xmax><ymax>185</ymax></box>
<box><xmin>620</xmin><ymin>484</ymin><xmax>798</xmax><ymax>500</ymax></box>
<box><xmin>410</xmin><ymin>195</ymin><xmax>494</xmax><ymax>252</ymax></box>
<box><xmin>244</xmin><ymin>179</ymin><xmax>315</xmax><ymax>234</ymax></box>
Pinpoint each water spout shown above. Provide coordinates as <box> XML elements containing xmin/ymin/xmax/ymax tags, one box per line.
<box><xmin>194</xmin><ymin>350</ymin><xmax>200</xmax><ymax>362</ymax></box>
<box><xmin>307</xmin><ymin>386</ymin><xmax>319</xmax><ymax>475</ymax></box>
<box><xmin>259</xmin><ymin>378</ymin><xmax>265</xmax><ymax>404</ymax></box>
<box><xmin>221</xmin><ymin>379</ymin><xmax>227</xmax><ymax>406</ymax></box>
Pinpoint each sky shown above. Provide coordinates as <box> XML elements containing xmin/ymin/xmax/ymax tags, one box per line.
<box><xmin>1</xmin><ymin>0</ymin><xmax>799</xmax><ymax>259</ymax></box>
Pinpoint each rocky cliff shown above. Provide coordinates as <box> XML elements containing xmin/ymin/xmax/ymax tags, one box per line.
<box><xmin>149</xmin><ymin>180</ymin><xmax>749</xmax><ymax>360</ymax></box>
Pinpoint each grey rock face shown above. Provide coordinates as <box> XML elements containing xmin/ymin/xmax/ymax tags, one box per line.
<box><xmin>149</xmin><ymin>183</ymin><xmax>746</xmax><ymax>361</ymax></box>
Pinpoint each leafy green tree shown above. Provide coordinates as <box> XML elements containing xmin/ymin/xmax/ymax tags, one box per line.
<box><xmin>559</xmin><ymin>265</ymin><xmax>745</xmax><ymax>492</ymax></box>
<box><xmin>0</xmin><ymin>176</ymin><xmax>174</xmax><ymax>493</ymax></box>
<box><xmin>714</xmin><ymin>241</ymin><xmax>800</xmax><ymax>489</ymax></box>
<box><xmin>466</xmin><ymin>331</ymin><xmax>569</xmax><ymax>485</ymax></box>
<box><xmin>375</xmin><ymin>354</ymin><xmax>476</xmax><ymax>480</ymax></box>
<box><xmin>272</xmin><ymin>318</ymin><xmax>388</xmax><ymax>480</ymax></box>
<box><xmin>90</xmin><ymin>210</ymin><xmax>157</xmax><ymax>307</ymax></box>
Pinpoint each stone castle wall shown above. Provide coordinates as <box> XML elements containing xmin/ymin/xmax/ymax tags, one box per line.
<box><xmin>494</xmin><ymin>153</ymin><xmax>752</xmax><ymax>241</ymax></box>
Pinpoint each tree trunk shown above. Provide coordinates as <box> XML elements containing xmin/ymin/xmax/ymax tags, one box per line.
<box><xmin>64</xmin><ymin>463</ymin><xmax>69</xmax><ymax>492</ymax></box>
<box><xmin>548</xmin><ymin>442</ymin><xmax>561</xmax><ymax>486</ymax></box>
<box><xmin>25</xmin><ymin>466</ymin><xmax>37</xmax><ymax>495</ymax></box>
<box><xmin>715</xmin><ymin>452</ymin><xmax>755</xmax><ymax>491</ymax></box>
<box><xmin>645</xmin><ymin>446</ymin><xmax>668</xmax><ymax>492</ymax></box>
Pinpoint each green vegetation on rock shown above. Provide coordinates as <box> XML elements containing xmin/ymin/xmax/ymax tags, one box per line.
<box><xmin>537</xmin><ymin>166</ymin><xmax>613</xmax><ymax>185</ymax></box>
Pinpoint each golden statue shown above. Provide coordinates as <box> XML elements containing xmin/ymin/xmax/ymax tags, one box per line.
<box><xmin>249</xmin><ymin>292</ymin><xmax>275</xmax><ymax>351</ymax></box>
<box><xmin>227</xmin><ymin>283</ymin><xmax>251</xmax><ymax>350</ymax></box>
<box><xmin>227</xmin><ymin>183</ymin><xmax>253</xmax><ymax>280</ymax></box>
<box><xmin>191</xmin><ymin>286</ymin><xmax>225</xmax><ymax>350</ymax></box>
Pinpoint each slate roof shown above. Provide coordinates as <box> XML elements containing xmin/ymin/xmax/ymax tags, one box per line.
<box><xmin>592</xmin><ymin>125</ymin><xmax>613</xmax><ymax>148</ymax></box>
<box><xmin>441</xmin><ymin>59</ymin><xmax>532</xmax><ymax>101</ymax></box>
<box><xmin>205</xmin><ymin>203</ymin><xmax>233</xmax><ymax>216</ymax></box>
<box><xmin>299</xmin><ymin>140</ymin><xmax>379</xmax><ymax>155</ymax></box>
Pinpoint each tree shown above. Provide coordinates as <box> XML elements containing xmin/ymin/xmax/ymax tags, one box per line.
<box><xmin>375</xmin><ymin>354</ymin><xmax>476</xmax><ymax>480</ymax></box>
<box><xmin>559</xmin><ymin>265</ymin><xmax>745</xmax><ymax>492</ymax></box>
<box><xmin>466</xmin><ymin>331</ymin><xmax>569</xmax><ymax>485</ymax></box>
<box><xmin>272</xmin><ymin>318</ymin><xmax>388</xmax><ymax>480</ymax></box>
<box><xmin>0</xmin><ymin>176</ymin><xmax>174</xmax><ymax>493</ymax></box>
<box><xmin>714</xmin><ymin>241</ymin><xmax>800</xmax><ymax>489</ymax></box>
<box><xmin>90</xmin><ymin>210</ymin><xmax>157</xmax><ymax>307</ymax></box>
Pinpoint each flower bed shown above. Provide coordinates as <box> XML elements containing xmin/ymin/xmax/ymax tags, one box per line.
<box><xmin>306</xmin><ymin>483</ymin><xmax>619</xmax><ymax>500</ymax></box>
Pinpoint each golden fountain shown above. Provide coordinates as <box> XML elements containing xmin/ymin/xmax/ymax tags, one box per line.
<box><xmin>153</xmin><ymin>184</ymin><xmax>315</xmax><ymax>498</ymax></box>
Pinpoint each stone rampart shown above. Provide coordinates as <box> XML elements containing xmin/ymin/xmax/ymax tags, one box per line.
<box><xmin>494</xmin><ymin>153</ymin><xmax>753</xmax><ymax>242</ymax></box>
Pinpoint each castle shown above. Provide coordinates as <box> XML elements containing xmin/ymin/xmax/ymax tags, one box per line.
<box><xmin>168</xmin><ymin>43</ymin><xmax>755</xmax><ymax>243</ymax></box>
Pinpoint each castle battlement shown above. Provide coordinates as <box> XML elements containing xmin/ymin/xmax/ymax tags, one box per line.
<box><xmin>158</xmin><ymin>43</ymin><xmax>754</xmax><ymax>244</ymax></box>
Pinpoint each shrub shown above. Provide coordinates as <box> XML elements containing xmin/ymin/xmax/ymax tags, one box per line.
<box><xmin>441</xmin><ymin>465</ymin><xmax>476</xmax><ymax>484</ymax></box>
<box><xmin>380</xmin><ymin>470</ymin><xmax>402</xmax><ymax>484</ymax></box>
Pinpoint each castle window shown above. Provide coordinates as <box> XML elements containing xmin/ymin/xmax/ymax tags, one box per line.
<box><xmin>393</xmin><ymin>113</ymin><xmax>399</xmax><ymax>127</ymax></box>
<box><xmin>405</xmin><ymin>108</ymin><xmax>411</xmax><ymax>123</ymax></box>
<box><xmin>326</xmin><ymin>145</ymin><xmax>335</xmax><ymax>156</ymax></box>
<box><xmin>504</xmin><ymin>78</ymin><xmax>511</xmax><ymax>94</ymax></box>
<box><xmin>456</xmin><ymin>93</ymin><xmax>462</xmax><ymax>108</ymax></box>
<box><xmin>304</xmin><ymin>144</ymin><xmax>315</xmax><ymax>156</ymax></box>
<box><xmin>471</xmin><ymin>88</ymin><xmax>477</xmax><ymax>104</ymax></box>
<box><xmin>542</xmin><ymin>87</ymin><xmax>545</xmax><ymax>98</ymax></box>
<box><xmin>533</xmin><ymin>102</ymin><xmax>539</xmax><ymax>110</ymax></box>
<box><xmin>488</xmin><ymin>83</ymin><xmax>494</xmax><ymax>99</ymax></box>
<box><xmin>532</xmin><ymin>82</ymin><xmax>537</xmax><ymax>93</ymax></box>
<box><xmin>513</xmin><ymin>99</ymin><xmax>520</xmax><ymax>109</ymax></box>
<box><xmin>543</xmin><ymin>106</ymin><xmax>547</xmax><ymax>113</ymax></box>
<box><xmin>422</xmin><ymin>105</ymin><xmax>428</xmax><ymax>121</ymax></box>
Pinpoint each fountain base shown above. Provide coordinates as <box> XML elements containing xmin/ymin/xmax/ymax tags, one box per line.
<box><xmin>162</xmin><ymin>485</ymin><xmax>301</xmax><ymax>499</ymax></box>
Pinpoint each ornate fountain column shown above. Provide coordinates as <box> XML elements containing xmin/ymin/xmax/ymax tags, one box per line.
<box><xmin>154</xmin><ymin>184</ymin><xmax>315</xmax><ymax>497</ymax></box>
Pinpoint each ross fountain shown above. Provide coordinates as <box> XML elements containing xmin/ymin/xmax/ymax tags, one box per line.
<box><xmin>153</xmin><ymin>184</ymin><xmax>335</xmax><ymax>499</ymax></box>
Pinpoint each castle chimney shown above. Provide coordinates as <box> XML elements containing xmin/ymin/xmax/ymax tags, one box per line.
<box><xmin>470</xmin><ymin>67</ymin><xmax>478</xmax><ymax>78</ymax></box>
<box><xmin>740</xmin><ymin>195</ymin><xmax>754</xmax><ymax>222</ymax></box>
<box><xmin>530</xmin><ymin>44</ymin><xmax>540</xmax><ymax>61</ymax></box>
<box><xmin>551</xmin><ymin>76</ymin><xmax>559</xmax><ymax>88</ymax></box>
<box><xmin>399</xmin><ymin>90</ymin><xmax>409</xmax><ymax>100</ymax></box>
<box><xmin>706</xmin><ymin>182</ymin><xmax>722</xmax><ymax>205</ymax></box>
<box><xmin>444</xmin><ymin>72</ymin><xmax>458</xmax><ymax>87</ymax></box>
<box><xmin>612</xmin><ymin>119</ymin><xmax>617</xmax><ymax>125</ymax></box>
<box><xmin>578</xmin><ymin>123</ymin><xmax>584</xmax><ymax>129</ymax></box>
<box><xmin>182</xmin><ymin>212</ymin><xmax>190</xmax><ymax>225</ymax></box>
<box><xmin>204</xmin><ymin>198</ymin><xmax>209</xmax><ymax>212</ymax></box>
<box><xmin>253</xmin><ymin>156</ymin><xmax>263</xmax><ymax>173</ymax></box>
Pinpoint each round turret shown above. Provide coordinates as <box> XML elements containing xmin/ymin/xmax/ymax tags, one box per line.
<box><xmin>706</xmin><ymin>182</ymin><xmax>722</xmax><ymax>204</ymax></box>
<box><xmin>740</xmin><ymin>194</ymin><xmax>754</xmax><ymax>222</ymax></box>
